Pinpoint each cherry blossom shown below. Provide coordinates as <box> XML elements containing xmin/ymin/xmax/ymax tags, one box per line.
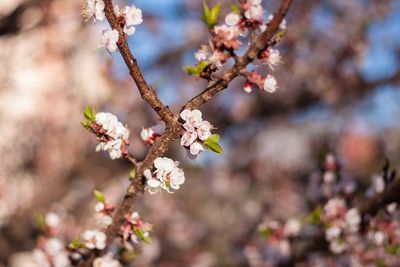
<box><xmin>114</xmin><ymin>5</ymin><xmax>143</xmax><ymax>36</ymax></box>
<box><xmin>82</xmin><ymin>229</ymin><xmax>107</xmax><ymax>250</ymax></box>
<box><xmin>101</xmin><ymin>29</ymin><xmax>119</xmax><ymax>53</ymax></box>
<box><xmin>93</xmin><ymin>112</ymin><xmax>130</xmax><ymax>159</ymax></box>
<box><xmin>225</xmin><ymin>13</ymin><xmax>240</xmax><ymax>26</ymax></box>
<box><xmin>82</xmin><ymin>0</ymin><xmax>105</xmax><ymax>22</ymax></box>
<box><xmin>140</xmin><ymin>125</ymin><xmax>163</xmax><ymax>146</ymax></box>
<box><xmin>144</xmin><ymin>157</ymin><xmax>185</xmax><ymax>194</ymax></box>
<box><xmin>120</xmin><ymin>211</ymin><xmax>153</xmax><ymax>248</ymax></box>
<box><xmin>180</xmin><ymin>109</ymin><xmax>214</xmax><ymax>157</ymax></box>
<box><xmin>244</xmin><ymin>0</ymin><xmax>264</xmax><ymax>21</ymax></box>
<box><xmin>93</xmin><ymin>253</ymin><xmax>121</xmax><ymax>267</ymax></box>
<box><xmin>263</xmin><ymin>74</ymin><xmax>278</xmax><ymax>93</ymax></box>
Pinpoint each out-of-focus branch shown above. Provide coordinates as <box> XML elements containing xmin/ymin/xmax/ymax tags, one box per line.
<box><xmin>278</xmin><ymin>176</ymin><xmax>400</xmax><ymax>267</ymax></box>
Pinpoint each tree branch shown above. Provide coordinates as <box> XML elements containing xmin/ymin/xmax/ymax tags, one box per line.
<box><xmin>78</xmin><ymin>1</ymin><xmax>295</xmax><ymax>266</ymax></box>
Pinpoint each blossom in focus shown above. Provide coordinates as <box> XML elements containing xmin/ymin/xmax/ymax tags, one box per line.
<box><xmin>93</xmin><ymin>112</ymin><xmax>130</xmax><ymax>159</ymax></box>
<box><xmin>101</xmin><ymin>29</ymin><xmax>119</xmax><ymax>53</ymax></box>
<box><xmin>144</xmin><ymin>157</ymin><xmax>185</xmax><ymax>194</ymax></box>
<box><xmin>114</xmin><ymin>5</ymin><xmax>143</xmax><ymax>36</ymax></box>
<box><xmin>180</xmin><ymin>109</ymin><xmax>213</xmax><ymax>157</ymax></box>
<box><xmin>82</xmin><ymin>229</ymin><xmax>107</xmax><ymax>250</ymax></box>
<box><xmin>82</xmin><ymin>0</ymin><xmax>105</xmax><ymax>22</ymax></box>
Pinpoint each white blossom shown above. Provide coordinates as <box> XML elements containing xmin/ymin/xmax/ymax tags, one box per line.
<box><xmin>45</xmin><ymin>212</ymin><xmax>60</xmax><ymax>228</ymax></box>
<box><xmin>263</xmin><ymin>75</ymin><xmax>277</xmax><ymax>93</ymax></box>
<box><xmin>82</xmin><ymin>0</ymin><xmax>105</xmax><ymax>22</ymax></box>
<box><xmin>145</xmin><ymin>157</ymin><xmax>185</xmax><ymax>193</ymax></box>
<box><xmin>101</xmin><ymin>29</ymin><xmax>119</xmax><ymax>53</ymax></box>
<box><xmin>194</xmin><ymin>45</ymin><xmax>210</xmax><ymax>62</ymax></box>
<box><xmin>344</xmin><ymin>208</ymin><xmax>361</xmax><ymax>233</ymax></box>
<box><xmin>94</xmin><ymin>112</ymin><xmax>129</xmax><ymax>159</ymax></box>
<box><xmin>329</xmin><ymin>239</ymin><xmax>346</xmax><ymax>254</ymax></box>
<box><xmin>325</xmin><ymin>225</ymin><xmax>342</xmax><ymax>241</ymax></box>
<box><xmin>44</xmin><ymin>238</ymin><xmax>65</xmax><ymax>256</ymax></box>
<box><xmin>82</xmin><ymin>229</ymin><xmax>107</xmax><ymax>250</ymax></box>
<box><xmin>371</xmin><ymin>231</ymin><xmax>385</xmax><ymax>246</ymax></box>
<box><xmin>181</xmin><ymin>130</ymin><xmax>198</xmax><ymax>147</ymax></box>
<box><xmin>197</xmin><ymin>120</ymin><xmax>212</xmax><ymax>141</ymax></box>
<box><xmin>190</xmin><ymin>142</ymin><xmax>205</xmax><ymax>156</ymax></box>
<box><xmin>95</xmin><ymin>202</ymin><xmax>105</xmax><ymax>212</ymax></box>
<box><xmin>214</xmin><ymin>24</ymin><xmax>239</xmax><ymax>41</ymax></box>
<box><xmin>122</xmin><ymin>5</ymin><xmax>143</xmax><ymax>36</ymax></box>
<box><xmin>324</xmin><ymin>198</ymin><xmax>346</xmax><ymax>219</ymax></box>
<box><xmin>180</xmin><ymin>109</ymin><xmax>203</xmax><ymax>130</ymax></box>
<box><xmin>93</xmin><ymin>253</ymin><xmax>121</xmax><ymax>267</ymax></box>
<box><xmin>283</xmin><ymin>219</ymin><xmax>301</xmax><ymax>236</ymax></box>
<box><xmin>225</xmin><ymin>13</ymin><xmax>240</xmax><ymax>26</ymax></box>
<box><xmin>266</xmin><ymin>49</ymin><xmax>282</xmax><ymax>70</ymax></box>
<box><xmin>245</xmin><ymin>4</ymin><xmax>263</xmax><ymax>20</ymax></box>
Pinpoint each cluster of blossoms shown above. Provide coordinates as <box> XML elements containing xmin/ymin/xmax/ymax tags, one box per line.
<box><xmin>94</xmin><ymin>199</ymin><xmax>115</xmax><ymax>228</ymax></box>
<box><xmin>258</xmin><ymin>219</ymin><xmax>301</xmax><ymax>256</ymax></box>
<box><xmin>144</xmin><ymin>157</ymin><xmax>185</xmax><ymax>194</ymax></box>
<box><xmin>120</xmin><ymin>211</ymin><xmax>153</xmax><ymax>250</ymax></box>
<box><xmin>180</xmin><ymin>109</ymin><xmax>213</xmax><ymax>157</ymax></box>
<box><xmin>322</xmin><ymin>198</ymin><xmax>361</xmax><ymax>254</ymax></box>
<box><xmin>31</xmin><ymin>213</ymin><xmax>71</xmax><ymax>267</ymax></box>
<box><xmin>92</xmin><ymin>112</ymin><xmax>130</xmax><ymax>160</ymax></box>
<box><xmin>82</xmin><ymin>228</ymin><xmax>107</xmax><ymax>250</ymax></box>
<box><xmin>82</xmin><ymin>0</ymin><xmax>143</xmax><ymax>53</ymax></box>
<box><xmin>192</xmin><ymin>0</ymin><xmax>284</xmax><ymax>94</ymax></box>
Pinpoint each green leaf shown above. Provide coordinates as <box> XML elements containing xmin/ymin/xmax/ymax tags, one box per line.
<box><xmin>129</xmin><ymin>168</ymin><xmax>136</xmax><ymax>180</ymax></box>
<box><xmin>202</xmin><ymin>1</ymin><xmax>221</xmax><ymax>28</ymax></box>
<box><xmin>272</xmin><ymin>29</ymin><xmax>287</xmax><ymax>44</ymax></box>
<box><xmin>34</xmin><ymin>212</ymin><xmax>45</xmax><ymax>227</ymax></box>
<box><xmin>135</xmin><ymin>229</ymin><xmax>152</xmax><ymax>244</ymax></box>
<box><xmin>93</xmin><ymin>190</ymin><xmax>105</xmax><ymax>203</ymax></box>
<box><xmin>83</xmin><ymin>105</ymin><xmax>96</xmax><ymax>123</ymax></box>
<box><xmin>306</xmin><ymin>206</ymin><xmax>322</xmax><ymax>225</ymax></box>
<box><xmin>69</xmin><ymin>237</ymin><xmax>85</xmax><ymax>249</ymax></box>
<box><xmin>385</xmin><ymin>244</ymin><xmax>400</xmax><ymax>255</ymax></box>
<box><xmin>259</xmin><ymin>226</ymin><xmax>272</xmax><ymax>239</ymax></box>
<box><xmin>184</xmin><ymin>60</ymin><xmax>209</xmax><ymax>76</ymax></box>
<box><xmin>229</xmin><ymin>3</ymin><xmax>241</xmax><ymax>14</ymax></box>
<box><xmin>204</xmin><ymin>134</ymin><xmax>223</xmax><ymax>154</ymax></box>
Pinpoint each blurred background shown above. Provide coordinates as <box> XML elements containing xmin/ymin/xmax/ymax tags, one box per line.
<box><xmin>0</xmin><ymin>0</ymin><xmax>400</xmax><ymax>266</ymax></box>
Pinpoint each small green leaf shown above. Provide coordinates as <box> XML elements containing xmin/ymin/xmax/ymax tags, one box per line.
<box><xmin>272</xmin><ymin>29</ymin><xmax>287</xmax><ymax>44</ymax></box>
<box><xmin>135</xmin><ymin>229</ymin><xmax>152</xmax><ymax>244</ymax></box>
<box><xmin>204</xmin><ymin>134</ymin><xmax>223</xmax><ymax>154</ymax></box>
<box><xmin>202</xmin><ymin>1</ymin><xmax>221</xmax><ymax>28</ymax></box>
<box><xmin>385</xmin><ymin>244</ymin><xmax>400</xmax><ymax>255</ymax></box>
<box><xmin>259</xmin><ymin>226</ymin><xmax>272</xmax><ymax>239</ymax></box>
<box><xmin>83</xmin><ymin>105</ymin><xmax>96</xmax><ymax>123</ymax></box>
<box><xmin>184</xmin><ymin>60</ymin><xmax>209</xmax><ymax>76</ymax></box>
<box><xmin>93</xmin><ymin>190</ymin><xmax>105</xmax><ymax>203</ymax></box>
<box><xmin>229</xmin><ymin>3</ymin><xmax>241</xmax><ymax>14</ymax></box>
<box><xmin>306</xmin><ymin>206</ymin><xmax>322</xmax><ymax>225</ymax></box>
<box><xmin>129</xmin><ymin>169</ymin><xmax>136</xmax><ymax>180</ymax></box>
<box><xmin>69</xmin><ymin>237</ymin><xmax>85</xmax><ymax>249</ymax></box>
<box><xmin>34</xmin><ymin>212</ymin><xmax>45</xmax><ymax>227</ymax></box>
